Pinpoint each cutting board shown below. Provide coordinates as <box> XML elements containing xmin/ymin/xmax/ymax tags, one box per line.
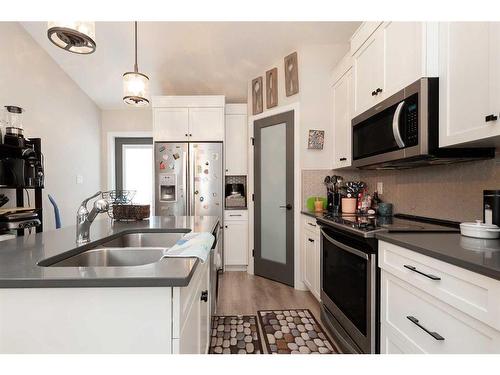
<box><xmin>0</xmin><ymin>207</ymin><xmax>36</xmax><ymax>216</ymax></box>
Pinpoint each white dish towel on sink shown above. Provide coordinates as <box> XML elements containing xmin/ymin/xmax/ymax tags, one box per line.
<box><xmin>163</xmin><ymin>232</ymin><xmax>215</xmax><ymax>263</ymax></box>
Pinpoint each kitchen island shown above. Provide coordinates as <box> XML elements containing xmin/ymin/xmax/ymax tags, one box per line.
<box><xmin>0</xmin><ymin>216</ymin><xmax>219</xmax><ymax>354</ymax></box>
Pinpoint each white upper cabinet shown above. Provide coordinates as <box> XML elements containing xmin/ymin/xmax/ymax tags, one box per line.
<box><xmin>352</xmin><ymin>32</ymin><xmax>385</xmax><ymax>116</ymax></box>
<box><xmin>225</xmin><ymin>104</ymin><xmax>248</xmax><ymax>175</ymax></box>
<box><xmin>351</xmin><ymin>22</ymin><xmax>438</xmax><ymax>117</ymax></box>
<box><xmin>332</xmin><ymin>65</ymin><xmax>353</xmax><ymax>169</ymax></box>
<box><xmin>439</xmin><ymin>22</ymin><xmax>500</xmax><ymax>147</ymax></box>
<box><xmin>152</xmin><ymin>96</ymin><xmax>225</xmax><ymax>142</ymax></box>
<box><xmin>188</xmin><ymin>107</ymin><xmax>225</xmax><ymax>142</ymax></box>
<box><xmin>383</xmin><ymin>22</ymin><xmax>424</xmax><ymax>97</ymax></box>
<box><xmin>153</xmin><ymin>108</ymin><xmax>189</xmax><ymax>141</ymax></box>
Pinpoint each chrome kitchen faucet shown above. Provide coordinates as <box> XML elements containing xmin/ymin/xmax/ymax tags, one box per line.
<box><xmin>76</xmin><ymin>191</ymin><xmax>109</xmax><ymax>245</ymax></box>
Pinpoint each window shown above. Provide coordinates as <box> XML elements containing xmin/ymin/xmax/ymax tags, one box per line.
<box><xmin>115</xmin><ymin>138</ymin><xmax>153</xmax><ymax>206</ymax></box>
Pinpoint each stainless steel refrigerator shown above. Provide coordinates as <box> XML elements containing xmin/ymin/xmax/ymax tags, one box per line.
<box><xmin>154</xmin><ymin>142</ymin><xmax>223</xmax><ymax>218</ymax></box>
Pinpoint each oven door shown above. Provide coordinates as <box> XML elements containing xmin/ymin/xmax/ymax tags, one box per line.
<box><xmin>320</xmin><ymin>227</ymin><xmax>376</xmax><ymax>353</ymax></box>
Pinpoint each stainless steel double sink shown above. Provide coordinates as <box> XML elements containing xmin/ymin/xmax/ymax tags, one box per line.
<box><xmin>39</xmin><ymin>232</ymin><xmax>188</xmax><ymax>268</ymax></box>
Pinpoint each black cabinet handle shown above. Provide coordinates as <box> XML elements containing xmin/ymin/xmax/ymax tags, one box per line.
<box><xmin>185</xmin><ymin>133</ymin><xmax>188</xmax><ymax>137</ymax></box>
<box><xmin>376</xmin><ymin>88</ymin><xmax>383</xmax><ymax>94</ymax></box>
<box><xmin>189</xmin><ymin>133</ymin><xmax>193</xmax><ymax>137</ymax></box>
<box><xmin>308</xmin><ymin>238</ymin><xmax>314</xmax><ymax>243</ymax></box>
<box><xmin>371</xmin><ymin>90</ymin><xmax>377</xmax><ymax>96</ymax></box>
<box><xmin>485</xmin><ymin>114</ymin><xmax>498</xmax><ymax>122</ymax></box>
<box><xmin>225</xmin><ymin>225</ymin><xmax>228</xmax><ymax>228</ymax></box>
<box><xmin>201</xmin><ymin>290</ymin><xmax>208</xmax><ymax>302</ymax></box>
<box><xmin>407</xmin><ymin>316</ymin><xmax>444</xmax><ymax>341</ymax></box>
<box><xmin>404</xmin><ymin>265</ymin><xmax>441</xmax><ymax>280</ymax></box>
<box><xmin>339</xmin><ymin>157</ymin><xmax>347</xmax><ymax>161</ymax></box>
<box><xmin>307</xmin><ymin>223</ymin><xmax>317</xmax><ymax>227</ymax></box>
<box><xmin>229</xmin><ymin>214</ymin><xmax>242</xmax><ymax>217</ymax></box>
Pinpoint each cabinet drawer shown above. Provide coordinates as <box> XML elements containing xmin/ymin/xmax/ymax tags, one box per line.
<box><xmin>303</xmin><ymin>215</ymin><xmax>320</xmax><ymax>235</ymax></box>
<box><xmin>381</xmin><ymin>272</ymin><xmax>500</xmax><ymax>354</ymax></box>
<box><xmin>224</xmin><ymin>210</ymin><xmax>248</xmax><ymax>221</ymax></box>
<box><xmin>379</xmin><ymin>241</ymin><xmax>500</xmax><ymax>331</ymax></box>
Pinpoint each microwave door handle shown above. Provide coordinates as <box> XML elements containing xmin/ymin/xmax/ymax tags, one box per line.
<box><xmin>392</xmin><ymin>101</ymin><xmax>406</xmax><ymax>148</ymax></box>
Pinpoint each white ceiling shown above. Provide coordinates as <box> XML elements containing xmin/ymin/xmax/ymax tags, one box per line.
<box><xmin>21</xmin><ymin>22</ymin><xmax>360</xmax><ymax>109</ymax></box>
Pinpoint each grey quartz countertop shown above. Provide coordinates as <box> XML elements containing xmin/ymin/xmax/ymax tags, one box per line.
<box><xmin>376</xmin><ymin>232</ymin><xmax>500</xmax><ymax>281</ymax></box>
<box><xmin>0</xmin><ymin>216</ymin><xmax>219</xmax><ymax>288</ymax></box>
<box><xmin>301</xmin><ymin>210</ymin><xmax>327</xmax><ymax>218</ymax></box>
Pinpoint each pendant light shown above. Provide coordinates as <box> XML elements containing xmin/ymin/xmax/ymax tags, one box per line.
<box><xmin>123</xmin><ymin>22</ymin><xmax>150</xmax><ymax>106</ymax></box>
<box><xmin>47</xmin><ymin>22</ymin><xmax>96</xmax><ymax>54</ymax></box>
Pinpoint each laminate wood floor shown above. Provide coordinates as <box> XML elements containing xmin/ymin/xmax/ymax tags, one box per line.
<box><xmin>217</xmin><ymin>271</ymin><xmax>321</xmax><ymax>321</ymax></box>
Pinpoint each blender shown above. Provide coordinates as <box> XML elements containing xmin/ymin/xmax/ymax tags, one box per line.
<box><xmin>3</xmin><ymin>106</ymin><xmax>25</xmax><ymax>147</ymax></box>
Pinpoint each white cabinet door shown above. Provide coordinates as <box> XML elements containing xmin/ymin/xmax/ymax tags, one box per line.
<box><xmin>303</xmin><ymin>231</ymin><xmax>320</xmax><ymax>301</ymax></box>
<box><xmin>333</xmin><ymin>69</ymin><xmax>352</xmax><ymax>169</ymax></box>
<box><xmin>199</xmin><ymin>263</ymin><xmax>210</xmax><ymax>354</ymax></box>
<box><xmin>353</xmin><ymin>32</ymin><xmax>384</xmax><ymax>116</ymax></box>
<box><xmin>189</xmin><ymin>107</ymin><xmax>225</xmax><ymax>141</ymax></box>
<box><xmin>224</xmin><ymin>221</ymin><xmax>248</xmax><ymax>266</ymax></box>
<box><xmin>153</xmin><ymin>108</ymin><xmax>189</xmax><ymax>141</ymax></box>
<box><xmin>489</xmin><ymin>23</ymin><xmax>500</xmax><ymax>127</ymax></box>
<box><xmin>383</xmin><ymin>22</ymin><xmax>423</xmax><ymax>98</ymax></box>
<box><xmin>225</xmin><ymin>113</ymin><xmax>248</xmax><ymax>175</ymax></box>
<box><xmin>439</xmin><ymin>22</ymin><xmax>496</xmax><ymax>147</ymax></box>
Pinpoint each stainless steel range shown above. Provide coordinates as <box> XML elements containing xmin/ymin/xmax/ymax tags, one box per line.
<box><xmin>316</xmin><ymin>213</ymin><xmax>458</xmax><ymax>353</ymax></box>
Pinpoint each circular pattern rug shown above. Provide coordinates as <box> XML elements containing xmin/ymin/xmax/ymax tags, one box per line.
<box><xmin>208</xmin><ymin>315</ymin><xmax>263</xmax><ymax>354</ymax></box>
<box><xmin>257</xmin><ymin>309</ymin><xmax>335</xmax><ymax>354</ymax></box>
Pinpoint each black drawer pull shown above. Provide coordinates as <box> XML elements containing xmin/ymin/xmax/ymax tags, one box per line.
<box><xmin>404</xmin><ymin>265</ymin><xmax>441</xmax><ymax>280</ymax></box>
<box><xmin>308</xmin><ymin>238</ymin><xmax>315</xmax><ymax>243</ymax></box>
<box><xmin>376</xmin><ymin>88</ymin><xmax>383</xmax><ymax>94</ymax></box>
<box><xmin>485</xmin><ymin>114</ymin><xmax>498</xmax><ymax>122</ymax></box>
<box><xmin>371</xmin><ymin>90</ymin><xmax>377</xmax><ymax>96</ymax></box>
<box><xmin>307</xmin><ymin>223</ymin><xmax>317</xmax><ymax>227</ymax></box>
<box><xmin>407</xmin><ymin>316</ymin><xmax>444</xmax><ymax>341</ymax></box>
<box><xmin>229</xmin><ymin>214</ymin><xmax>242</xmax><ymax>217</ymax></box>
<box><xmin>339</xmin><ymin>157</ymin><xmax>347</xmax><ymax>161</ymax></box>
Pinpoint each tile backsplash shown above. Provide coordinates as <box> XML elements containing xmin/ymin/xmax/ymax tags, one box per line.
<box><xmin>301</xmin><ymin>156</ymin><xmax>500</xmax><ymax>222</ymax></box>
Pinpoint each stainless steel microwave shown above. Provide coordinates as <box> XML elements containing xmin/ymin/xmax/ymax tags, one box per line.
<box><xmin>351</xmin><ymin>78</ymin><xmax>494</xmax><ymax>169</ymax></box>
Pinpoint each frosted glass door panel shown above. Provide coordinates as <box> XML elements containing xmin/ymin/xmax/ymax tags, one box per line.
<box><xmin>260</xmin><ymin>123</ymin><xmax>287</xmax><ymax>264</ymax></box>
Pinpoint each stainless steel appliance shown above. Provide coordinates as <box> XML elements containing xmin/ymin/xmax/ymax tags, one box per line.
<box><xmin>210</xmin><ymin>222</ymin><xmax>223</xmax><ymax>315</ymax></box>
<box><xmin>316</xmin><ymin>213</ymin><xmax>458</xmax><ymax>353</ymax></box>
<box><xmin>352</xmin><ymin>78</ymin><xmax>495</xmax><ymax>169</ymax></box>
<box><xmin>154</xmin><ymin>142</ymin><xmax>223</xmax><ymax>217</ymax></box>
<box><xmin>484</xmin><ymin>190</ymin><xmax>500</xmax><ymax>226</ymax></box>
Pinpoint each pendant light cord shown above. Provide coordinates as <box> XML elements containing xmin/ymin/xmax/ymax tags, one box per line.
<box><xmin>134</xmin><ymin>21</ymin><xmax>138</xmax><ymax>73</ymax></box>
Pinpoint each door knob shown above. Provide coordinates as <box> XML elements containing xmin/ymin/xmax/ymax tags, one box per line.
<box><xmin>279</xmin><ymin>204</ymin><xmax>293</xmax><ymax>210</ymax></box>
<box><xmin>200</xmin><ymin>290</ymin><xmax>208</xmax><ymax>302</ymax></box>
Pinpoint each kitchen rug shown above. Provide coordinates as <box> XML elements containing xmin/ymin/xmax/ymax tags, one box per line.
<box><xmin>208</xmin><ymin>315</ymin><xmax>263</xmax><ymax>354</ymax></box>
<box><xmin>257</xmin><ymin>309</ymin><xmax>335</xmax><ymax>354</ymax></box>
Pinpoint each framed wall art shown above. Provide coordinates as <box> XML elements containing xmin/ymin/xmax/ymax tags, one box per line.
<box><xmin>252</xmin><ymin>76</ymin><xmax>263</xmax><ymax>115</ymax></box>
<box><xmin>308</xmin><ymin>130</ymin><xmax>325</xmax><ymax>150</ymax></box>
<box><xmin>266</xmin><ymin>67</ymin><xmax>278</xmax><ymax>109</ymax></box>
<box><xmin>284</xmin><ymin>51</ymin><xmax>299</xmax><ymax>97</ymax></box>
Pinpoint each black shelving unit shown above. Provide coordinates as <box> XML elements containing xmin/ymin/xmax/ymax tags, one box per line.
<box><xmin>0</xmin><ymin>138</ymin><xmax>44</xmax><ymax>235</ymax></box>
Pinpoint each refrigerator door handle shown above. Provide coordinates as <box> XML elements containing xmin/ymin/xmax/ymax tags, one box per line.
<box><xmin>189</xmin><ymin>144</ymin><xmax>195</xmax><ymax>216</ymax></box>
<box><xmin>183</xmin><ymin>149</ymin><xmax>189</xmax><ymax>215</ymax></box>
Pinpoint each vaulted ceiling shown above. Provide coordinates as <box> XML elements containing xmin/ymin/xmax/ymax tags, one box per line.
<box><xmin>21</xmin><ymin>22</ymin><xmax>360</xmax><ymax>109</ymax></box>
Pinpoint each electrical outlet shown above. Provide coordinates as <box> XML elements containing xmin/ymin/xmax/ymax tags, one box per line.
<box><xmin>377</xmin><ymin>182</ymin><xmax>383</xmax><ymax>195</ymax></box>
<box><xmin>76</xmin><ymin>175</ymin><xmax>84</xmax><ymax>185</ymax></box>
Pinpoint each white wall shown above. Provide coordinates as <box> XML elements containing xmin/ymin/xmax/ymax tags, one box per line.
<box><xmin>246</xmin><ymin>43</ymin><xmax>349</xmax><ymax>289</ymax></box>
<box><xmin>100</xmin><ymin>109</ymin><xmax>152</xmax><ymax>190</ymax></box>
<box><xmin>0</xmin><ymin>22</ymin><xmax>101</xmax><ymax>230</ymax></box>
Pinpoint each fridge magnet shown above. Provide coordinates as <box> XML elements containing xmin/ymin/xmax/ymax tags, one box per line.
<box><xmin>162</xmin><ymin>154</ymin><xmax>169</xmax><ymax>161</ymax></box>
<box><xmin>204</xmin><ymin>169</ymin><xmax>209</xmax><ymax>174</ymax></box>
<box><xmin>252</xmin><ymin>76</ymin><xmax>263</xmax><ymax>115</ymax></box>
<box><xmin>308</xmin><ymin>129</ymin><xmax>325</xmax><ymax>150</ymax></box>
<box><xmin>172</xmin><ymin>153</ymin><xmax>180</xmax><ymax>160</ymax></box>
<box><xmin>200</xmin><ymin>196</ymin><xmax>204</xmax><ymax>202</ymax></box>
<box><xmin>284</xmin><ymin>52</ymin><xmax>299</xmax><ymax>96</ymax></box>
<box><xmin>159</xmin><ymin>161</ymin><xmax>166</xmax><ymax>170</ymax></box>
<box><xmin>212</xmin><ymin>153</ymin><xmax>219</xmax><ymax>160</ymax></box>
<box><xmin>205</xmin><ymin>161</ymin><xmax>209</xmax><ymax>166</ymax></box>
<box><xmin>159</xmin><ymin>146</ymin><xmax>165</xmax><ymax>153</ymax></box>
<box><xmin>266</xmin><ymin>67</ymin><xmax>278</xmax><ymax>109</ymax></box>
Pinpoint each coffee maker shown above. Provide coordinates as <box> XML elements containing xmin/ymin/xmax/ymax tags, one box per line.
<box><xmin>484</xmin><ymin>190</ymin><xmax>500</xmax><ymax>226</ymax></box>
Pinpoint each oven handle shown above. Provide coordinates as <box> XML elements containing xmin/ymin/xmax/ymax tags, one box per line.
<box><xmin>321</xmin><ymin>229</ymin><xmax>369</xmax><ymax>261</ymax></box>
<box><xmin>392</xmin><ymin>100</ymin><xmax>406</xmax><ymax>148</ymax></box>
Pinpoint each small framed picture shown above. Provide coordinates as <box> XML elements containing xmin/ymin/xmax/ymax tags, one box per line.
<box><xmin>284</xmin><ymin>52</ymin><xmax>299</xmax><ymax>97</ymax></box>
<box><xmin>266</xmin><ymin>67</ymin><xmax>278</xmax><ymax>109</ymax></box>
<box><xmin>308</xmin><ymin>130</ymin><xmax>325</xmax><ymax>150</ymax></box>
<box><xmin>251</xmin><ymin>76</ymin><xmax>263</xmax><ymax>115</ymax></box>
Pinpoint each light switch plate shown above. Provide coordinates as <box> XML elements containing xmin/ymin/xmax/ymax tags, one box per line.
<box><xmin>376</xmin><ymin>182</ymin><xmax>383</xmax><ymax>195</ymax></box>
<box><xmin>76</xmin><ymin>175</ymin><xmax>84</xmax><ymax>184</ymax></box>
